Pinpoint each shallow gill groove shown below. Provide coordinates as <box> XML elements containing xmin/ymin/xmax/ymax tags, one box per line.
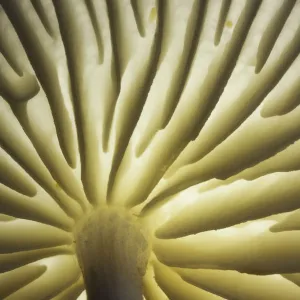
<box><xmin>106</xmin><ymin>0</ymin><xmax>165</xmax><ymax>203</ymax></box>
<box><xmin>2</xmin><ymin>0</ymin><xmax>77</xmax><ymax>169</ymax></box>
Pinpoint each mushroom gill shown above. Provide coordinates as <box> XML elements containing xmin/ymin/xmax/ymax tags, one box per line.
<box><xmin>0</xmin><ymin>0</ymin><xmax>300</xmax><ymax>299</ymax></box>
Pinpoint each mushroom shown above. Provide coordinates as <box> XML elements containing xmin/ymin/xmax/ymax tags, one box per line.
<box><xmin>0</xmin><ymin>0</ymin><xmax>300</xmax><ymax>299</ymax></box>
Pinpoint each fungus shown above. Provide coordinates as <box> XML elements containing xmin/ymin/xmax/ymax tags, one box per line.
<box><xmin>0</xmin><ymin>0</ymin><xmax>300</xmax><ymax>299</ymax></box>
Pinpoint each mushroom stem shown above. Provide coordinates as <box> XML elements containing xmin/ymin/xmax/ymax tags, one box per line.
<box><xmin>74</xmin><ymin>207</ymin><xmax>151</xmax><ymax>300</ymax></box>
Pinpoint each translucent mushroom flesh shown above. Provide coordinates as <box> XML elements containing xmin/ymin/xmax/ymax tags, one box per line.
<box><xmin>0</xmin><ymin>0</ymin><xmax>300</xmax><ymax>299</ymax></box>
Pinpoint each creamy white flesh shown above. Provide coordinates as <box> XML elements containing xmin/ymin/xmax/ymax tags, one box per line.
<box><xmin>0</xmin><ymin>0</ymin><xmax>300</xmax><ymax>299</ymax></box>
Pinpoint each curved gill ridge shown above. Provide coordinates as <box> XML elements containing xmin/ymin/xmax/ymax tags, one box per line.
<box><xmin>0</xmin><ymin>0</ymin><xmax>299</xmax><ymax>299</ymax></box>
